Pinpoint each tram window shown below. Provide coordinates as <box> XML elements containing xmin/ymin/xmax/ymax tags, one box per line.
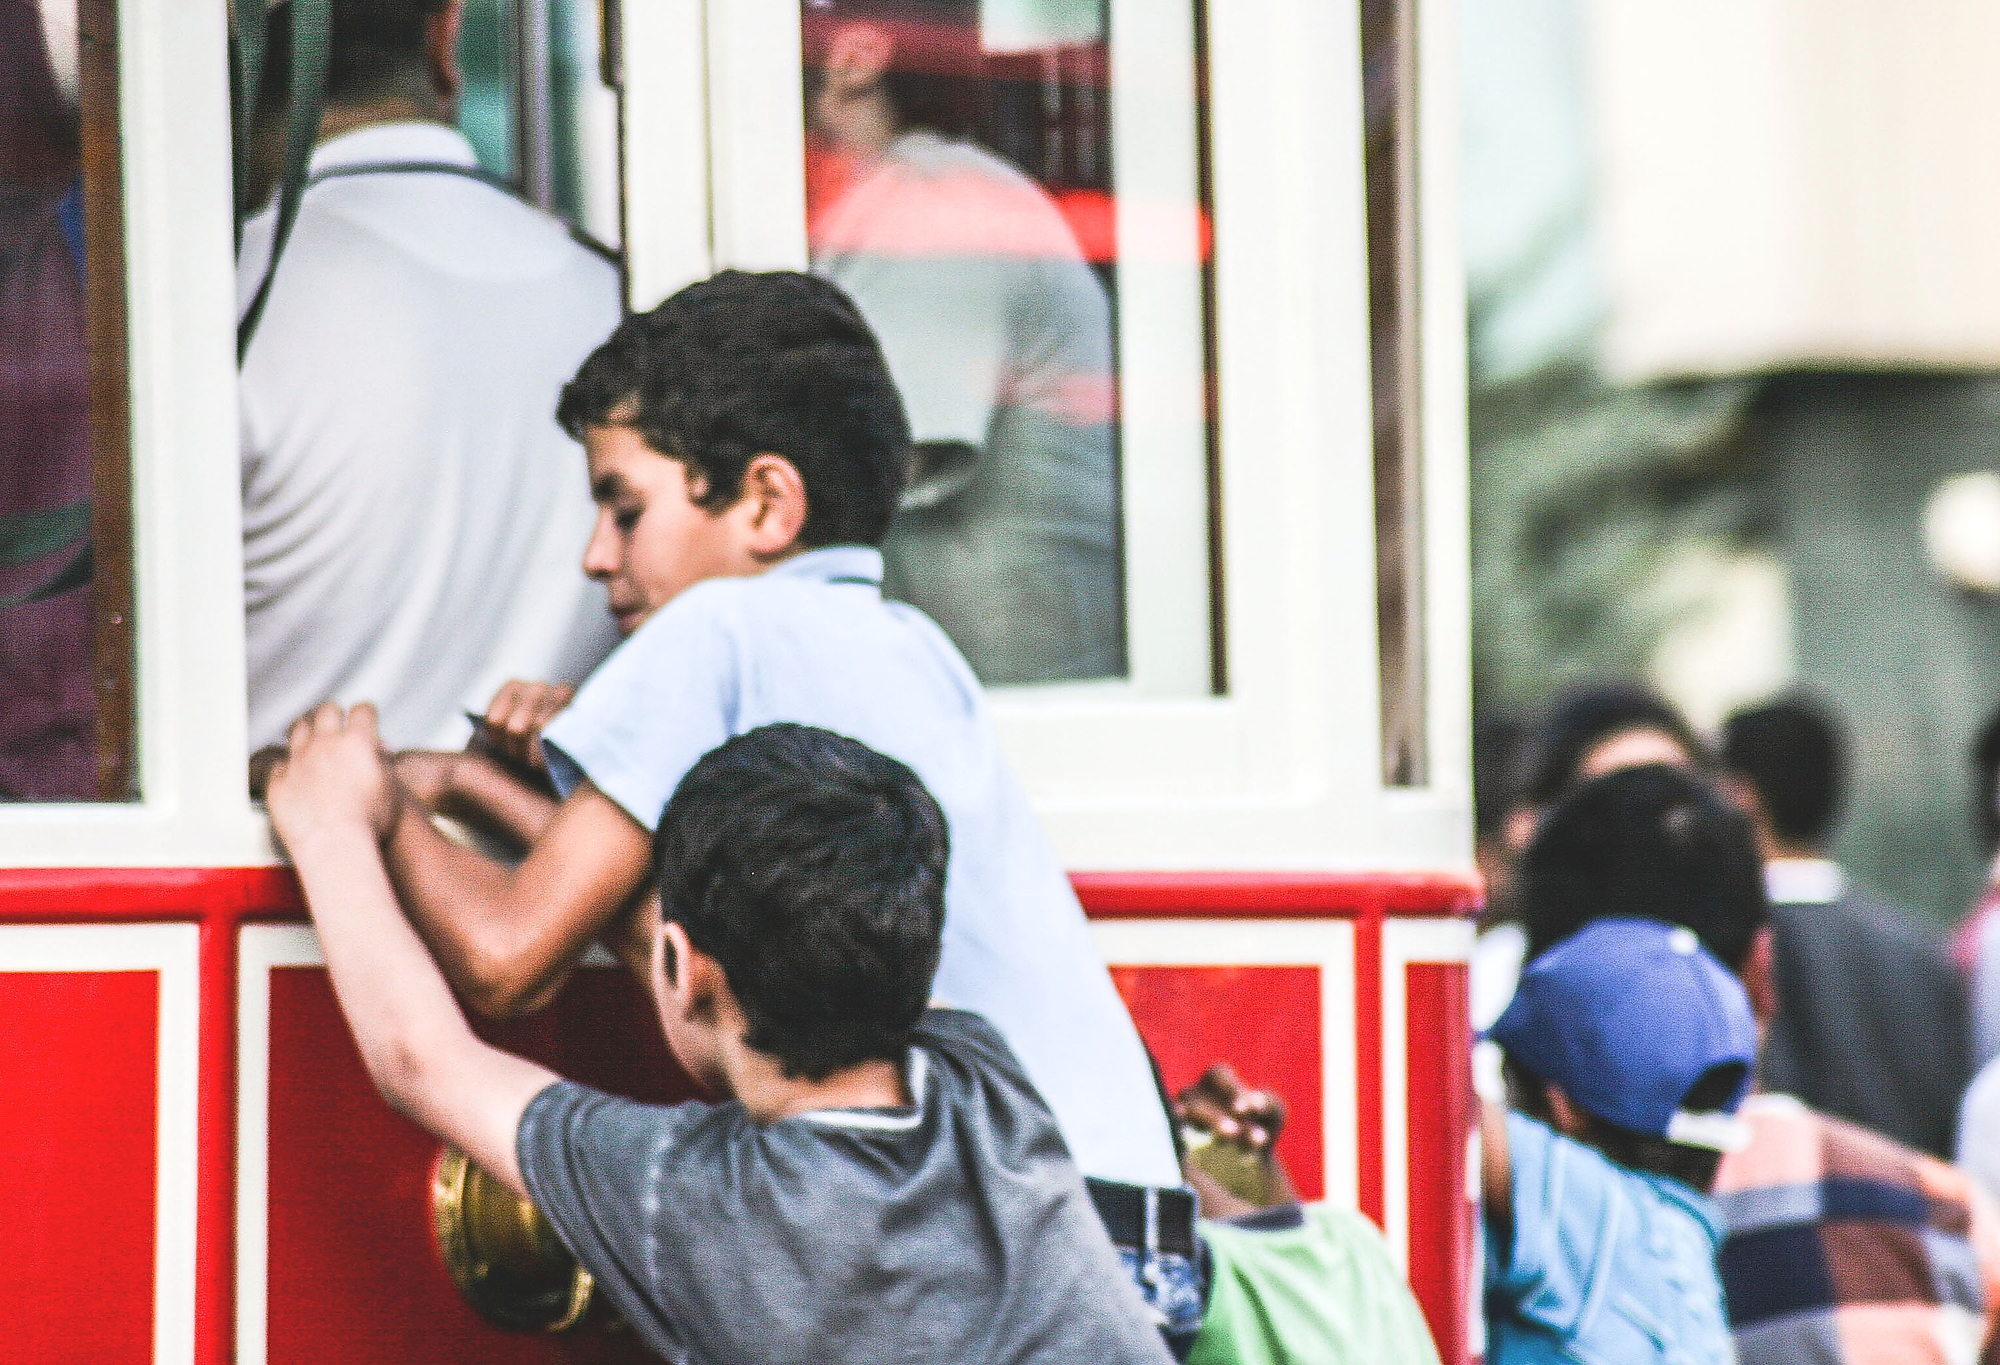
<box><xmin>0</xmin><ymin>0</ymin><xmax>137</xmax><ymax>804</ymax></box>
<box><xmin>1362</xmin><ymin>0</ymin><xmax>1427</xmax><ymax>786</ymax></box>
<box><xmin>800</xmin><ymin>0</ymin><xmax>1217</xmax><ymax>693</ymax></box>
<box><xmin>457</xmin><ymin>0</ymin><xmax>622</xmax><ymax>248</ymax></box>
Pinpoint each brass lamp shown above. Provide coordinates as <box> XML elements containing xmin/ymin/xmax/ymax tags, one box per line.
<box><xmin>431</xmin><ymin>1146</ymin><xmax>597</xmax><ymax>1332</ymax></box>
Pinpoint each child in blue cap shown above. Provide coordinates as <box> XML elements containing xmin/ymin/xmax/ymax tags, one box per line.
<box><xmin>1481</xmin><ymin>916</ymin><xmax>1759</xmax><ymax>1365</ymax></box>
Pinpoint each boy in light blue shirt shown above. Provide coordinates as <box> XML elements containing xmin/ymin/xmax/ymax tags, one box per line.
<box><xmin>1480</xmin><ymin>917</ymin><xmax>1759</xmax><ymax>1365</ymax></box>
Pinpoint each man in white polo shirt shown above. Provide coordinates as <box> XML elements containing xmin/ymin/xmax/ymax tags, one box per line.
<box><xmin>237</xmin><ymin>0</ymin><xmax>618</xmax><ymax>753</ymax></box>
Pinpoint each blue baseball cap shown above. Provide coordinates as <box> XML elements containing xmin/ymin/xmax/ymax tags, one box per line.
<box><xmin>1486</xmin><ymin>917</ymin><xmax>1758</xmax><ymax>1151</ymax></box>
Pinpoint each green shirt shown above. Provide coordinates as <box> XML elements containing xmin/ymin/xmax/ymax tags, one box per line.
<box><xmin>1188</xmin><ymin>1204</ymin><xmax>1443</xmax><ymax>1365</ymax></box>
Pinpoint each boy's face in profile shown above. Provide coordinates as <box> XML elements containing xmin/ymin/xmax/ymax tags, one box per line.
<box><xmin>580</xmin><ymin>424</ymin><xmax>765</xmax><ymax>636</ymax></box>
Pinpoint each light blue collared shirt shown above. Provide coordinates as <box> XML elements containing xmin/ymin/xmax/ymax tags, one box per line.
<box><xmin>542</xmin><ymin>546</ymin><xmax>1182</xmax><ymax>1188</ymax></box>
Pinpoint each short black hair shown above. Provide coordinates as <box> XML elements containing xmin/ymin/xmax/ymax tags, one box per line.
<box><xmin>1721</xmin><ymin>695</ymin><xmax>1847</xmax><ymax>848</ymax></box>
<box><xmin>558</xmin><ymin>271</ymin><xmax>912</xmax><ymax>549</ymax></box>
<box><xmin>1518</xmin><ymin>682</ymin><xmax>1706</xmax><ymax>808</ymax></box>
<box><xmin>1975</xmin><ymin>706</ymin><xmax>2000</xmax><ymax>855</ymax></box>
<box><xmin>1520</xmin><ymin>764</ymin><xmax>1768</xmax><ymax>972</ymax></box>
<box><xmin>653</xmin><ymin>723</ymin><xmax>948</xmax><ymax>1081</ymax></box>
<box><xmin>258</xmin><ymin>0</ymin><xmax>451</xmax><ymax>112</ymax></box>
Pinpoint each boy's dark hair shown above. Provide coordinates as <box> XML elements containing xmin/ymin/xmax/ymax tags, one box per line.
<box><xmin>1721</xmin><ymin>695</ymin><xmax>1847</xmax><ymax>849</ymax></box>
<box><xmin>1520</xmin><ymin>764</ymin><xmax>1768</xmax><ymax>972</ymax></box>
<box><xmin>258</xmin><ymin>0</ymin><xmax>452</xmax><ymax>113</ymax></box>
<box><xmin>1518</xmin><ymin>682</ymin><xmax>1706</xmax><ymax>809</ymax></box>
<box><xmin>1505</xmin><ymin>1056</ymin><xmax>1745</xmax><ymax>1193</ymax></box>
<box><xmin>653</xmin><ymin>723</ymin><xmax>948</xmax><ymax>1081</ymax></box>
<box><xmin>1975</xmin><ymin>705</ymin><xmax>2000</xmax><ymax>855</ymax></box>
<box><xmin>557</xmin><ymin>271</ymin><xmax>912</xmax><ymax>549</ymax></box>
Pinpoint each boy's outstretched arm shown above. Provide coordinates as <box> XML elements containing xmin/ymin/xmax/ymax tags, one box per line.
<box><xmin>382</xmin><ymin>768</ymin><xmax>653</xmax><ymax>1019</ymax></box>
<box><xmin>394</xmin><ymin>748</ymin><xmax>563</xmax><ymax>848</ymax></box>
<box><xmin>267</xmin><ymin>703</ymin><xmax>557</xmax><ymax>1197</ymax></box>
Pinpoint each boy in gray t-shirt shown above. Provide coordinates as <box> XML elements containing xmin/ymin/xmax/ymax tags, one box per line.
<box><xmin>267</xmin><ymin>712</ymin><xmax>1170</xmax><ymax>1364</ymax></box>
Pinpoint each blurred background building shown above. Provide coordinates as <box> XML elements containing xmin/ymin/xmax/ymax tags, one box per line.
<box><xmin>1462</xmin><ymin>0</ymin><xmax>2000</xmax><ymax>925</ymax></box>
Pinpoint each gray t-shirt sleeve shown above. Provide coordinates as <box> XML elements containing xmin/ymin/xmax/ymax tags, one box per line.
<box><xmin>516</xmin><ymin>1080</ymin><xmax>709</xmax><ymax>1356</ymax></box>
<box><xmin>540</xmin><ymin>586</ymin><xmax>740</xmax><ymax>828</ymax></box>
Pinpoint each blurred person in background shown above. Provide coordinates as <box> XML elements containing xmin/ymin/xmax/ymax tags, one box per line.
<box><xmin>0</xmin><ymin>0</ymin><xmax>93</xmax><ymax>800</ymax></box>
<box><xmin>802</xmin><ymin>0</ymin><xmax>1122</xmax><ymax>686</ymax></box>
<box><xmin>1472</xmin><ymin>712</ymin><xmax>1526</xmax><ymax>916</ymax></box>
<box><xmin>1721</xmin><ymin>695</ymin><xmax>1973</xmax><ymax>1159</ymax></box>
<box><xmin>1957</xmin><ymin>707</ymin><xmax>2000</xmax><ymax>1071</ymax></box>
<box><xmin>1471</xmin><ymin>681</ymin><xmax>1706</xmax><ymax>1096</ymax></box>
<box><xmin>1518</xmin><ymin>764</ymin><xmax>2000</xmax><ymax>1365</ymax></box>
<box><xmin>1482</xmin><ymin>916</ymin><xmax>1755</xmax><ymax>1365</ymax></box>
<box><xmin>1961</xmin><ymin>1056</ymin><xmax>2000</xmax><ymax>1210</ymax></box>
<box><xmin>238</xmin><ymin>0</ymin><xmax>617</xmax><ymax>756</ymax></box>
<box><xmin>1956</xmin><ymin>709</ymin><xmax>2000</xmax><ymax>1209</ymax></box>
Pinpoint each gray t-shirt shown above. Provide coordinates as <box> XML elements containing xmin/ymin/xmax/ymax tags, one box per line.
<box><xmin>517</xmin><ymin>1010</ymin><xmax>1175</xmax><ymax>1365</ymax></box>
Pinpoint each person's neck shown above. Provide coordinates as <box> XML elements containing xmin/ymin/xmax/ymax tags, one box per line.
<box><xmin>725</xmin><ymin>1042</ymin><xmax>910</xmax><ymax>1123</ymax></box>
<box><xmin>814</xmin><ymin>89</ymin><xmax>900</xmax><ymax>167</ymax></box>
<box><xmin>1761</xmin><ymin>836</ymin><xmax>1827</xmax><ymax>864</ymax></box>
<box><xmin>317</xmin><ymin>97</ymin><xmax>452</xmax><ymax>148</ymax></box>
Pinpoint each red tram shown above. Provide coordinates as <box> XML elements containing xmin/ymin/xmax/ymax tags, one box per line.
<box><xmin>0</xmin><ymin>0</ymin><xmax>1477</xmax><ymax>1360</ymax></box>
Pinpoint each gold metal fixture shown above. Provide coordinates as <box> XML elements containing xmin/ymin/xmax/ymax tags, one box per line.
<box><xmin>431</xmin><ymin>1146</ymin><xmax>596</xmax><ymax>1332</ymax></box>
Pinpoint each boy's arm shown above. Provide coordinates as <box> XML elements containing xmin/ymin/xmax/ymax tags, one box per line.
<box><xmin>395</xmin><ymin>749</ymin><xmax>562</xmax><ymax>848</ymax></box>
<box><xmin>268</xmin><ymin>703</ymin><xmax>557</xmax><ymax>1196</ymax></box>
<box><xmin>382</xmin><ymin>780</ymin><xmax>653</xmax><ymax>1019</ymax></box>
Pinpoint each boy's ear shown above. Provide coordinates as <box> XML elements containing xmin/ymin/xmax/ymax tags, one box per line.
<box><xmin>655</xmin><ymin>920</ymin><xmax>728</xmax><ymax>1024</ymax></box>
<box><xmin>1741</xmin><ymin>924</ymin><xmax>1778</xmax><ymax>1030</ymax></box>
<box><xmin>737</xmin><ymin>453</ymin><xmax>811</xmax><ymax>559</ymax></box>
<box><xmin>1543</xmin><ymin>1084</ymin><xmax>1590</xmax><ymax>1140</ymax></box>
<box><xmin>653</xmin><ymin>919</ymin><xmax>691</xmax><ymax>1008</ymax></box>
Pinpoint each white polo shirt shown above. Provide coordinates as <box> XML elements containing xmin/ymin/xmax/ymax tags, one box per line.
<box><xmin>541</xmin><ymin>547</ymin><xmax>1184</xmax><ymax>1190</ymax></box>
<box><xmin>238</xmin><ymin>122</ymin><xmax>620</xmax><ymax>750</ymax></box>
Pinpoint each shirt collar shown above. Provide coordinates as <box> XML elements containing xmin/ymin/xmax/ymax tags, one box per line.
<box><xmin>309</xmin><ymin>121</ymin><xmax>480</xmax><ymax>178</ymax></box>
<box><xmin>766</xmin><ymin>545</ymin><xmax>884</xmax><ymax>588</ymax></box>
<box><xmin>1765</xmin><ymin>858</ymin><xmax>1845</xmax><ymax>905</ymax></box>
<box><xmin>793</xmin><ymin>1048</ymin><xmax>928</xmax><ymax>1133</ymax></box>
<box><xmin>1635</xmin><ymin>1167</ymin><xmax>1727</xmax><ymax>1249</ymax></box>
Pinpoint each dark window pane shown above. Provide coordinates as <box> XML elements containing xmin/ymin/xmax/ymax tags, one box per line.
<box><xmin>1363</xmin><ymin>0</ymin><xmax>1426</xmax><ymax>786</ymax></box>
<box><xmin>459</xmin><ymin>0</ymin><xmax>622</xmax><ymax>246</ymax></box>
<box><xmin>0</xmin><ymin>0</ymin><xmax>136</xmax><ymax>803</ymax></box>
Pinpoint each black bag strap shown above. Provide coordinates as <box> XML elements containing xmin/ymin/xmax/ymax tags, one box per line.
<box><xmin>302</xmin><ymin>160</ymin><xmax>621</xmax><ymax>266</ymax></box>
<box><xmin>237</xmin><ymin>0</ymin><xmax>331</xmax><ymax>363</ymax></box>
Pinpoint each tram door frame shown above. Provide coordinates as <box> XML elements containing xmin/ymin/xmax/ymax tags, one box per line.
<box><xmin>616</xmin><ymin>0</ymin><xmax>1473</xmax><ymax>875</ymax></box>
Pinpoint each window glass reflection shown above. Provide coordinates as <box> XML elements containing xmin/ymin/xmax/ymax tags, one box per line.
<box><xmin>458</xmin><ymin>0</ymin><xmax>622</xmax><ymax>247</ymax></box>
<box><xmin>0</xmin><ymin>0</ymin><xmax>134</xmax><ymax>802</ymax></box>
<box><xmin>803</xmin><ymin>0</ymin><xmax>1127</xmax><ymax>687</ymax></box>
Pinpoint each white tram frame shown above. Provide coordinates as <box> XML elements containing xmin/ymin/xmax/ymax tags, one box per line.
<box><xmin>0</xmin><ymin>0</ymin><xmax>1472</xmax><ymax>883</ymax></box>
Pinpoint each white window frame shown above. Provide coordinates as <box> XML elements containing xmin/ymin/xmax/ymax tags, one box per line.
<box><xmin>679</xmin><ymin>0</ymin><xmax>1473</xmax><ymax>873</ymax></box>
<box><xmin>0</xmin><ymin>0</ymin><xmax>270</xmax><ymax>868</ymax></box>
<box><xmin>0</xmin><ymin>0</ymin><xmax>1470</xmax><ymax>879</ymax></box>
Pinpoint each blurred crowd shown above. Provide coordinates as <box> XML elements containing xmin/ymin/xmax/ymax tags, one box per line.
<box><xmin>1463</xmin><ymin>680</ymin><xmax>2000</xmax><ymax>1362</ymax></box>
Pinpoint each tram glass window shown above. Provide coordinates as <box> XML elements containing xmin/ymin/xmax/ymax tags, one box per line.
<box><xmin>0</xmin><ymin>0</ymin><xmax>137</xmax><ymax>804</ymax></box>
<box><xmin>1363</xmin><ymin>0</ymin><xmax>1426</xmax><ymax>787</ymax></box>
<box><xmin>800</xmin><ymin>0</ymin><xmax>1218</xmax><ymax>693</ymax></box>
<box><xmin>457</xmin><ymin>0</ymin><xmax>622</xmax><ymax>248</ymax></box>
